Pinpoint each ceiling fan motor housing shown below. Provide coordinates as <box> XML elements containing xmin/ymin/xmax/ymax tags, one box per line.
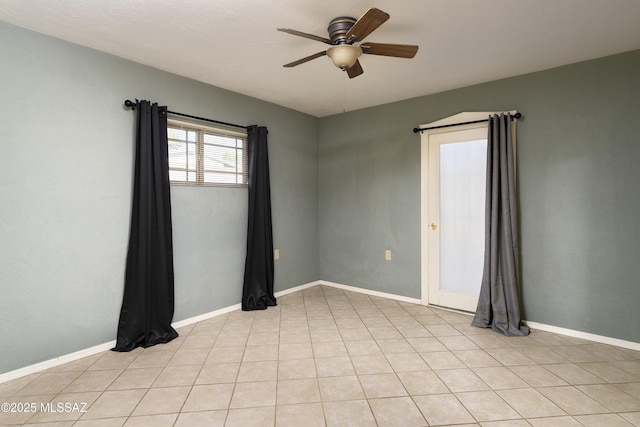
<box><xmin>328</xmin><ymin>17</ymin><xmax>356</xmax><ymax>44</ymax></box>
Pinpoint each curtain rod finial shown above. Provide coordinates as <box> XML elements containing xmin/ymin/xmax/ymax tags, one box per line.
<box><xmin>124</xmin><ymin>99</ymin><xmax>136</xmax><ymax>109</ymax></box>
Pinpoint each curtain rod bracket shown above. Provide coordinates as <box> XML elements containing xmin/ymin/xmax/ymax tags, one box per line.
<box><xmin>413</xmin><ymin>112</ymin><xmax>522</xmax><ymax>134</ymax></box>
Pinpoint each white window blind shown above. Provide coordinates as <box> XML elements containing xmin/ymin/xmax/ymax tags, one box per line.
<box><xmin>167</xmin><ymin>119</ymin><xmax>248</xmax><ymax>186</ymax></box>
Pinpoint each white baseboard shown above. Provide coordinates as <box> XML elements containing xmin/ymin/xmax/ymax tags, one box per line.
<box><xmin>0</xmin><ymin>341</ymin><xmax>116</xmax><ymax>384</ymax></box>
<box><xmin>275</xmin><ymin>280</ymin><xmax>322</xmax><ymax>298</ymax></box>
<box><xmin>0</xmin><ymin>281</ymin><xmax>320</xmax><ymax>384</ymax></box>
<box><xmin>319</xmin><ymin>280</ymin><xmax>423</xmax><ymax>305</ymax></box>
<box><xmin>524</xmin><ymin>320</ymin><xmax>640</xmax><ymax>352</ymax></box>
<box><xmin>4</xmin><ymin>280</ymin><xmax>638</xmax><ymax>384</ymax></box>
<box><xmin>171</xmin><ymin>303</ymin><xmax>241</xmax><ymax>329</ymax></box>
<box><xmin>173</xmin><ymin>280</ymin><xmax>321</xmax><ymax>330</ymax></box>
<box><xmin>319</xmin><ymin>280</ymin><xmax>640</xmax><ymax>352</ymax></box>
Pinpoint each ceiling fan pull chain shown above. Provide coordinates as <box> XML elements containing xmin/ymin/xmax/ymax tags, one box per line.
<box><xmin>342</xmin><ymin>71</ymin><xmax>347</xmax><ymax>113</ymax></box>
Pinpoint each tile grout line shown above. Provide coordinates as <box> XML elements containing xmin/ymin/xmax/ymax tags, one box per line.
<box><xmin>3</xmin><ymin>285</ymin><xmax>640</xmax><ymax>426</ymax></box>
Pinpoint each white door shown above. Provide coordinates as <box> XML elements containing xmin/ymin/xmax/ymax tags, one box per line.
<box><xmin>425</xmin><ymin>126</ymin><xmax>487</xmax><ymax>312</ymax></box>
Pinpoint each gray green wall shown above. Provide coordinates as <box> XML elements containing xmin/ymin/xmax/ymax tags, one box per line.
<box><xmin>319</xmin><ymin>49</ymin><xmax>640</xmax><ymax>343</ymax></box>
<box><xmin>0</xmin><ymin>21</ymin><xmax>319</xmax><ymax>375</ymax></box>
<box><xmin>2</xmin><ymin>19</ymin><xmax>639</xmax><ymax>376</ymax></box>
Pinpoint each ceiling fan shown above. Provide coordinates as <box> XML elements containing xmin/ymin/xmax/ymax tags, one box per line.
<box><xmin>278</xmin><ymin>8</ymin><xmax>419</xmax><ymax>78</ymax></box>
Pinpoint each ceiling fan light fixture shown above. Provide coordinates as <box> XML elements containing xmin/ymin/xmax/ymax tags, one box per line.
<box><xmin>327</xmin><ymin>45</ymin><xmax>362</xmax><ymax>70</ymax></box>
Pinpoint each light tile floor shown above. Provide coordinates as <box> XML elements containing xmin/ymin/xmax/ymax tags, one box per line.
<box><xmin>2</xmin><ymin>285</ymin><xmax>640</xmax><ymax>426</ymax></box>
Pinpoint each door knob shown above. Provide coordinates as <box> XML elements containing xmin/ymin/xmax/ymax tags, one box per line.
<box><xmin>430</xmin><ymin>223</ymin><xmax>438</xmax><ymax>230</ymax></box>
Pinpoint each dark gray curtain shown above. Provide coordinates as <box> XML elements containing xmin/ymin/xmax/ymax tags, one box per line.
<box><xmin>472</xmin><ymin>113</ymin><xmax>529</xmax><ymax>336</ymax></box>
<box><xmin>113</xmin><ymin>100</ymin><xmax>178</xmax><ymax>351</ymax></box>
<box><xmin>242</xmin><ymin>126</ymin><xmax>277</xmax><ymax>311</ymax></box>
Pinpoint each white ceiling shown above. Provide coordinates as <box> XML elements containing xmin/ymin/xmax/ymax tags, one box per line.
<box><xmin>1</xmin><ymin>0</ymin><xmax>640</xmax><ymax>117</ymax></box>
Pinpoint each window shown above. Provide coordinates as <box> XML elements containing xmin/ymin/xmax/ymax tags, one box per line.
<box><xmin>167</xmin><ymin>119</ymin><xmax>248</xmax><ymax>186</ymax></box>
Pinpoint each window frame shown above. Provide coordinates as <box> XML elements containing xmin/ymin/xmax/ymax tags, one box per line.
<box><xmin>167</xmin><ymin>118</ymin><xmax>248</xmax><ymax>187</ymax></box>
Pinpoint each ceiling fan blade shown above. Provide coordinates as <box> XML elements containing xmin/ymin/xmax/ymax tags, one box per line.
<box><xmin>361</xmin><ymin>42</ymin><xmax>419</xmax><ymax>58</ymax></box>
<box><xmin>283</xmin><ymin>51</ymin><xmax>327</xmax><ymax>68</ymax></box>
<box><xmin>347</xmin><ymin>60</ymin><xmax>364</xmax><ymax>78</ymax></box>
<box><xmin>277</xmin><ymin>28</ymin><xmax>332</xmax><ymax>45</ymax></box>
<box><xmin>345</xmin><ymin>8</ymin><xmax>389</xmax><ymax>42</ymax></box>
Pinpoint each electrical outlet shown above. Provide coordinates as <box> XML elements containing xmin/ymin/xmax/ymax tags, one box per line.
<box><xmin>274</xmin><ymin>249</ymin><xmax>280</xmax><ymax>260</ymax></box>
<box><xmin>385</xmin><ymin>250</ymin><xmax>391</xmax><ymax>261</ymax></box>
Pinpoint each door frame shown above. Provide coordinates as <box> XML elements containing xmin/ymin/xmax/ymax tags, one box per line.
<box><xmin>420</xmin><ymin>111</ymin><xmax>516</xmax><ymax>307</ymax></box>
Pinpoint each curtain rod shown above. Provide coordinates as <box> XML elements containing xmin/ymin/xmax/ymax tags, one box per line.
<box><xmin>413</xmin><ymin>112</ymin><xmax>522</xmax><ymax>134</ymax></box>
<box><xmin>123</xmin><ymin>99</ymin><xmax>248</xmax><ymax>130</ymax></box>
